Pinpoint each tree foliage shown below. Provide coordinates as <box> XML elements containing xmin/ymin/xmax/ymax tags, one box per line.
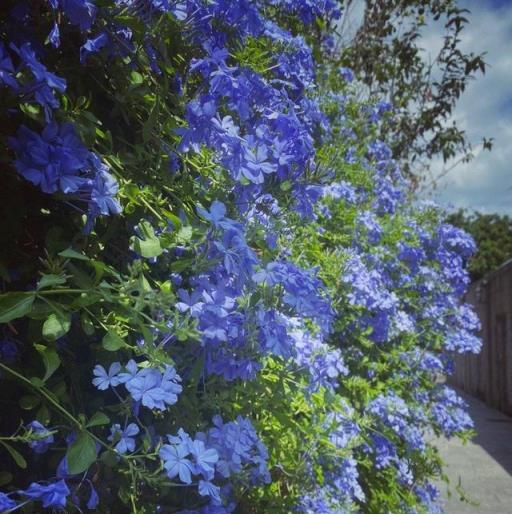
<box><xmin>448</xmin><ymin>210</ymin><xmax>512</xmax><ymax>281</ymax></box>
<box><xmin>337</xmin><ymin>0</ymin><xmax>491</xmax><ymax>184</ymax></box>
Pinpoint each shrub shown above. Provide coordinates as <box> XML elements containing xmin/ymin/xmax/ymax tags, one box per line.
<box><xmin>0</xmin><ymin>1</ymin><xmax>479</xmax><ymax>513</ymax></box>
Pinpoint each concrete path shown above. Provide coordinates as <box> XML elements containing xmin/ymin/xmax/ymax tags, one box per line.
<box><xmin>435</xmin><ymin>392</ymin><xmax>512</xmax><ymax>514</ymax></box>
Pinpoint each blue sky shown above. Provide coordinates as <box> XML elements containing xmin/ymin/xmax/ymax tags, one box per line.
<box><xmin>423</xmin><ymin>0</ymin><xmax>512</xmax><ymax>215</ymax></box>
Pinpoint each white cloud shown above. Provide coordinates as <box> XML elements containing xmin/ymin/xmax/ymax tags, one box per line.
<box><xmin>420</xmin><ymin>0</ymin><xmax>512</xmax><ymax>214</ymax></box>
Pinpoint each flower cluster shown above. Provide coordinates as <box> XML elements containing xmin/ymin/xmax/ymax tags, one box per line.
<box><xmin>0</xmin><ymin>0</ymin><xmax>481</xmax><ymax>513</ymax></box>
<box><xmin>9</xmin><ymin>122</ymin><xmax>120</xmax><ymax>226</ymax></box>
<box><xmin>93</xmin><ymin>360</ymin><xmax>182</xmax><ymax>410</ymax></box>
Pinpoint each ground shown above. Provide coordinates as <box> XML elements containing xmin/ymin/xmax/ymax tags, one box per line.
<box><xmin>436</xmin><ymin>391</ymin><xmax>512</xmax><ymax>513</ymax></box>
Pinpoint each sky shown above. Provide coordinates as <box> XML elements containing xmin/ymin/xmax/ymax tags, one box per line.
<box><xmin>341</xmin><ymin>0</ymin><xmax>512</xmax><ymax>215</ymax></box>
<box><xmin>420</xmin><ymin>0</ymin><xmax>512</xmax><ymax>215</ymax></box>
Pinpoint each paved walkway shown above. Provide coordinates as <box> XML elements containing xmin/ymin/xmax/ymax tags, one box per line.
<box><xmin>435</xmin><ymin>392</ymin><xmax>512</xmax><ymax>513</ymax></box>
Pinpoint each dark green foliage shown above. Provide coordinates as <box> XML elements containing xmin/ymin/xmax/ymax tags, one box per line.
<box><xmin>338</xmin><ymin>0</ymin><xmax>491</xmax><ymax>183</ymax></box>
<box><xmin>448</xmin><ymin>210</ymin><xmax>512</xmax><ymax>281</ymax></box>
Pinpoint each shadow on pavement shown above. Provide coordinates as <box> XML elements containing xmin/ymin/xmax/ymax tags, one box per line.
<box><xmin>464</xmin><ymin>391</ymin><xmax>512</xmax><ymax>476</ymax></box>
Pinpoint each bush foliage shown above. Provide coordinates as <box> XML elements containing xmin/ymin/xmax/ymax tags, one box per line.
<box><xmin>0</xmin><ymin>2</ymin><xmax>480</xmax><ymax>513</ymax></box>
<box><xmin>448</xmin><ymin>210</ymin><xmax>512</xmax><ymax>281</ymax></box>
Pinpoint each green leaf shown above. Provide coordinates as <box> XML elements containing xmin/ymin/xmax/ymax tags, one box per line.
<box><xmin>86</xmin><ymin>412</ymin><xmax>110</xmax><ymax>428</ymax></box>
<box><xmin>130</xmin><ymin>221</ymin><xmax>163</xmax><ymax>258</ymax></box>
<box><xmin>102</xmin><ymin>330</ymin><xmax>125</xmax><ymax>351</ymax></box>
<box><xmin>0</xmin><ymin>292</ymin><xmax>35</xmax><ymax>323</ymax></box>
<box><xmin>280</xmin><ymin>180</ymin><xmax>292</xmax><ymax>191</ymax></box>
<box><xmin>170</xmin><ymin>258</ymin><xmax>194</xmax><ymax>273</ymax></box>
<box><xmin>142</xmin><ymin>96</ymin><xmax>160</xmax><ymax>142</ymax></box>
<box><xmin>100</xmin><ymin>449</ymin><xmax>119</xmax><ymax>468</ymax></box>
<box><xmin>176</xmin><ymin>225</ymin><xmax>193</xmax><ymax>244</ymax></box>
<box><xmin>66</xmin><ymin>431</ymin><xmax>97</xmax><ymax>475</ymax></box>
<box><xmin>129</xmin><ymin>70</ymin><xmax>144</xmax><ymax>84</ymax></box>
<box><xmin>81</xmin><ymin>312</ymin><xmax>95</xmax><ymax>336</ymax></box>
<box><xmin>0</xmin><ymin>441</ymin><xmax>27</xmax><ymax>469</ymax></box>
<box><xmin>19</xmin><ymin>395</ymin><xmax>41</xmax><ymax>410</ymax></box>
<box><xmin>30</xmin><ymin>377</ymin><xmax>45</xmax><ymax>388</ymax></box>
<box><xmin>34</xmin><ymin>344</ymin><xmax>61</xmax><ymax>381</ymax></box>
<box><xmin>36</xmin><ymin>404</ymin><xmax>50</xmax><ymax>425</ymax></box>
<box><xmin>162</xmin><ymin>209</ymin><xmax>182</xmax><ymax>229</ymax></box>
<box><xmin>42</xmin><ymin>313</ymin><xmax>71</xmax><ymax>341</ymax></box>
<box><xmin>37</xmin><ymin>274</ymin><xmax>66</xmax><ymax>290</ymax></box>
<box><xmin>58</xmin><ymin>248</ymin><xmax>90</xmax><ymax>261</ymax></box>
<box><xmin>0</xmin><ymin>471</ymin><xmax>13</xmax><ymax>487</ymax></box>
<box><xmin>188</xmin><ymin>353</ymin><xmax>205</xmax><ymax>388</ymax></box>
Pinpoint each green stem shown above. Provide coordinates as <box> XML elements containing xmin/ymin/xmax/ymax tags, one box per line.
<box><xmin>0</xmin><ymin>362</ymin><xmax>82</xmax><ymax>429</ymax></box>
<box><xmin>37</xmin><ymin>289</ymin><xmax>89</xmax><ymax>295</ymax></box>
<box><xmin>0</xmin><ymin>363</ymin><xmax>110</xmax><ymax>451</ymax></box>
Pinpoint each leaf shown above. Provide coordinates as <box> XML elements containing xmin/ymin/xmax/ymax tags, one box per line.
<box><xmin>30</xmin><ymin>377</ymin><xmax>45</xmax><ymax>388</ymax></box>
<box><xmin>19</xmin><ymin>395</ymin><xmax>41</xmax><ymax>410</ymax></box>
<box><xmin>37</xmin><ymin>274</ymin><xmax>66</xmax><ymax>290</ymax></box>
<box><xmin>0</xmin><ymin>441</ymin><xmax>27</xmax><ymax>469</ymax></box>
<box><xmin>142</xmin><ymin>96</ymin><xmax>160</xmax><ymax>142</ymax></box>
<box><xmin>102</xmin><ymin>330</ymin><xmax>125</xmax><ymax>351</ymax></box>
<box><xmin>162</xmin><ymin>209</ymin><xmax>182</xmax><ymax>229</ymax></box>
<box><xmin>81</xmin><ymin>312</ymin><xmax>95</xmax><ymax>336</ymax></box>
<box><xmin>0</xmin><ymin>292</ymin><xmax>35</xmax><ymax>323</ymax></box>
<box><xmin>140</xmin><ymin>325</ymin><xmax>154</xmax><ymax>346</ymax></box>
<box><xmin>130</xmin><ymin>221</ymin><xmax>163</xmax><ymax>259</ymax></box>
<box><xmin>66</xmin><ymin>431</ymin><xmax>97</xmax><ymax>475</ymax></box>
<box><xmin>280</xmin><ymin>180</ymin><xmax>292</xmax><ymax>191</ymax></box>
<box><xmin>34</xmin><ymin>344</ymin><xmax>61</xmax><ymax>382</ymax></box>
<box><xmin>43</xmin><ymin>313</ymin><xmax>71</xmax><ymax>341</ymax></box>
<box><xmin>36</xmin><ymin>404</ymin><xmax>50</xmax><ymax>425</ymax></box>
<box><xmin>100</xmin><ymin>449</ymin><xmax>119</xmax><ymax>468</ymax></box>
<box><xmin>86</xmin><ymin>412</ymin><xmax>110</xmax><ymax>428</ymax></box>
<box><xmin>176</xmin><ymin>225</ymin><xmax>193</xmax><ymax>244</ymax></box>
<box><xmin>0</xmin><ymin>471</ymin><xmax>13</xmax><ymax>487</ymax></box>
<box><xmin>67</xmin><ymin>263</ymin><xmax>94</xmax><ymax>289</ymax></box>
<box><xmin>170</xmin><ymin>258</ymin><xmax>194</xmax><ymax>273</ymax></box>
<box><xmin>188</xmin><ymin>353</ymin><xmax>205</xmax><ymax>389</ymax></box>
<box><xmin>58</xmin><ymin>248</ymin><xmax>90</xmax><ymax>261</ymax></box>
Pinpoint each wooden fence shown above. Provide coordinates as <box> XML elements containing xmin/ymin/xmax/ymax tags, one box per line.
<box><xmin>451</xmin><ymin>259</ymin><xmax>512</xmax><ymax>416</ymax></box>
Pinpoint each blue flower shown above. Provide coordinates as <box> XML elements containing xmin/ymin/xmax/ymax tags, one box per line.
<box><xmin>12</xmin><ymin>43</ymin><xmax>66</xmax><ymax>92</ymax></box>
<box><xmin>160</xmin><ymin>365</ymin><xmax>183</xmax><ymax>400</ymax></box>
<box><xmin>124</xmin><ymin>364</ymin><xmax>182</xmax><ymax>410</ymax></box>
<box><xmin>0</xmin><ymin>43</ymin><xmax>18</xmax><ymax>89</ymax></box>
<box><xmin>90</xmin><ymin>164</ymin><xmax>122</xmax><ymax>215</ymax></box>
<box><xmin>0</xmin><ymin>492</ymin><xmax>16</xmax><ymax>511</ymax></box>
<box><xmin>49</xmin><ymin>22</ymin><xmax>61</xmax><ymax>48</ymax></box>
<box><xmin>431</xmin><ymin>386</ymin><xmax>473</xmax><ymax>437</ymax></box>
<box><xmin>356</xmin><ymin>211</ymin><xmax>382</xmax><ymax>244</ymax></box>
<box><xmin>117</xmin><ymin>359</ymin><xmax>138</xmax><ymax>384</ymax></box>
<box><xmin>206</xmin><ymin>415</ymin><xmax>270</xmax><ymax>483</ymax></box>
<box><xmin>414</xmin><ymin>482</ymin><xmax>443</xmax><ymax>514</ymax></box>
<box><xmin>9</xmin><ymin>122</ymin><xmax>90</xmax><ymax>194</ymax></box>
<box><xmin>175</xmin><ymin>289</ymin><xmax>204</xmax><ymax>317</ymax></box>
<box><xmin>197</xmin><ymin>200</ymin><xmax>227</xmax><ymax>228</ymax></box>
<box><xmin>159</xmin><ymin>442</ymin><xmax>194</xmax><ymax>484</ymax></box>
<box><xmin>58</xmin><ymin>0</ymin><xmax>98</xmax><ymax>31</ymax></box>
<box><xmin>190</xmin><ymin>439</ymin><xmax>219</xmax><ymax>480</ymax></box>
<box><xmin>10</xmin><ymin>43</ymin><xmax>66</xmax><ymax>119</ymax></box>
<box><xmin>21</xmin><ymin>480</ymin><xmax>70</xmax><ymax>509</ymax></box>
<box><xmin>26</xmin><ymin>420</ymin><xmax>54</xmax><ymax>454</ymax></box>
<box><xmin>339</xmin><ymin>66</ymin><xmax>354</xmax><ymax>82</ymax></box>
<box><xmin>108</xmin><ymin>423</ymin><xmax>139</xmax><ymax>454</ymax></box>
<box><xmin>125</xmin><ymin>368</ymin><xmax>166</xmax><ymax>409</ymax></box>
<box><xmin>92</xmin><ymin>362</ymin><xmax>122</xmax><ymax>390</ymax></box>
<box><xmin>80</xmin><ymin>32</ymin><xmax>109</xmax><ymax>64</ymax></box>
<box><xmin>86</xmin><ymin>482</ymin><xmax>99</xmax><ymax>509</ymax></box>
<box><xmin>0</xmin><ymin>338</ymin><xmax>18</xmax><ymax>363</ymax></box>
<box><xmin>198</xmin><ymin>480</ymin><xmax>221</xmax><ymax>503</ymax></box>
<box><xmin>241</xmin><ymin>144</ymin><xmax>276</xmax><ymax>184</ymax></box>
